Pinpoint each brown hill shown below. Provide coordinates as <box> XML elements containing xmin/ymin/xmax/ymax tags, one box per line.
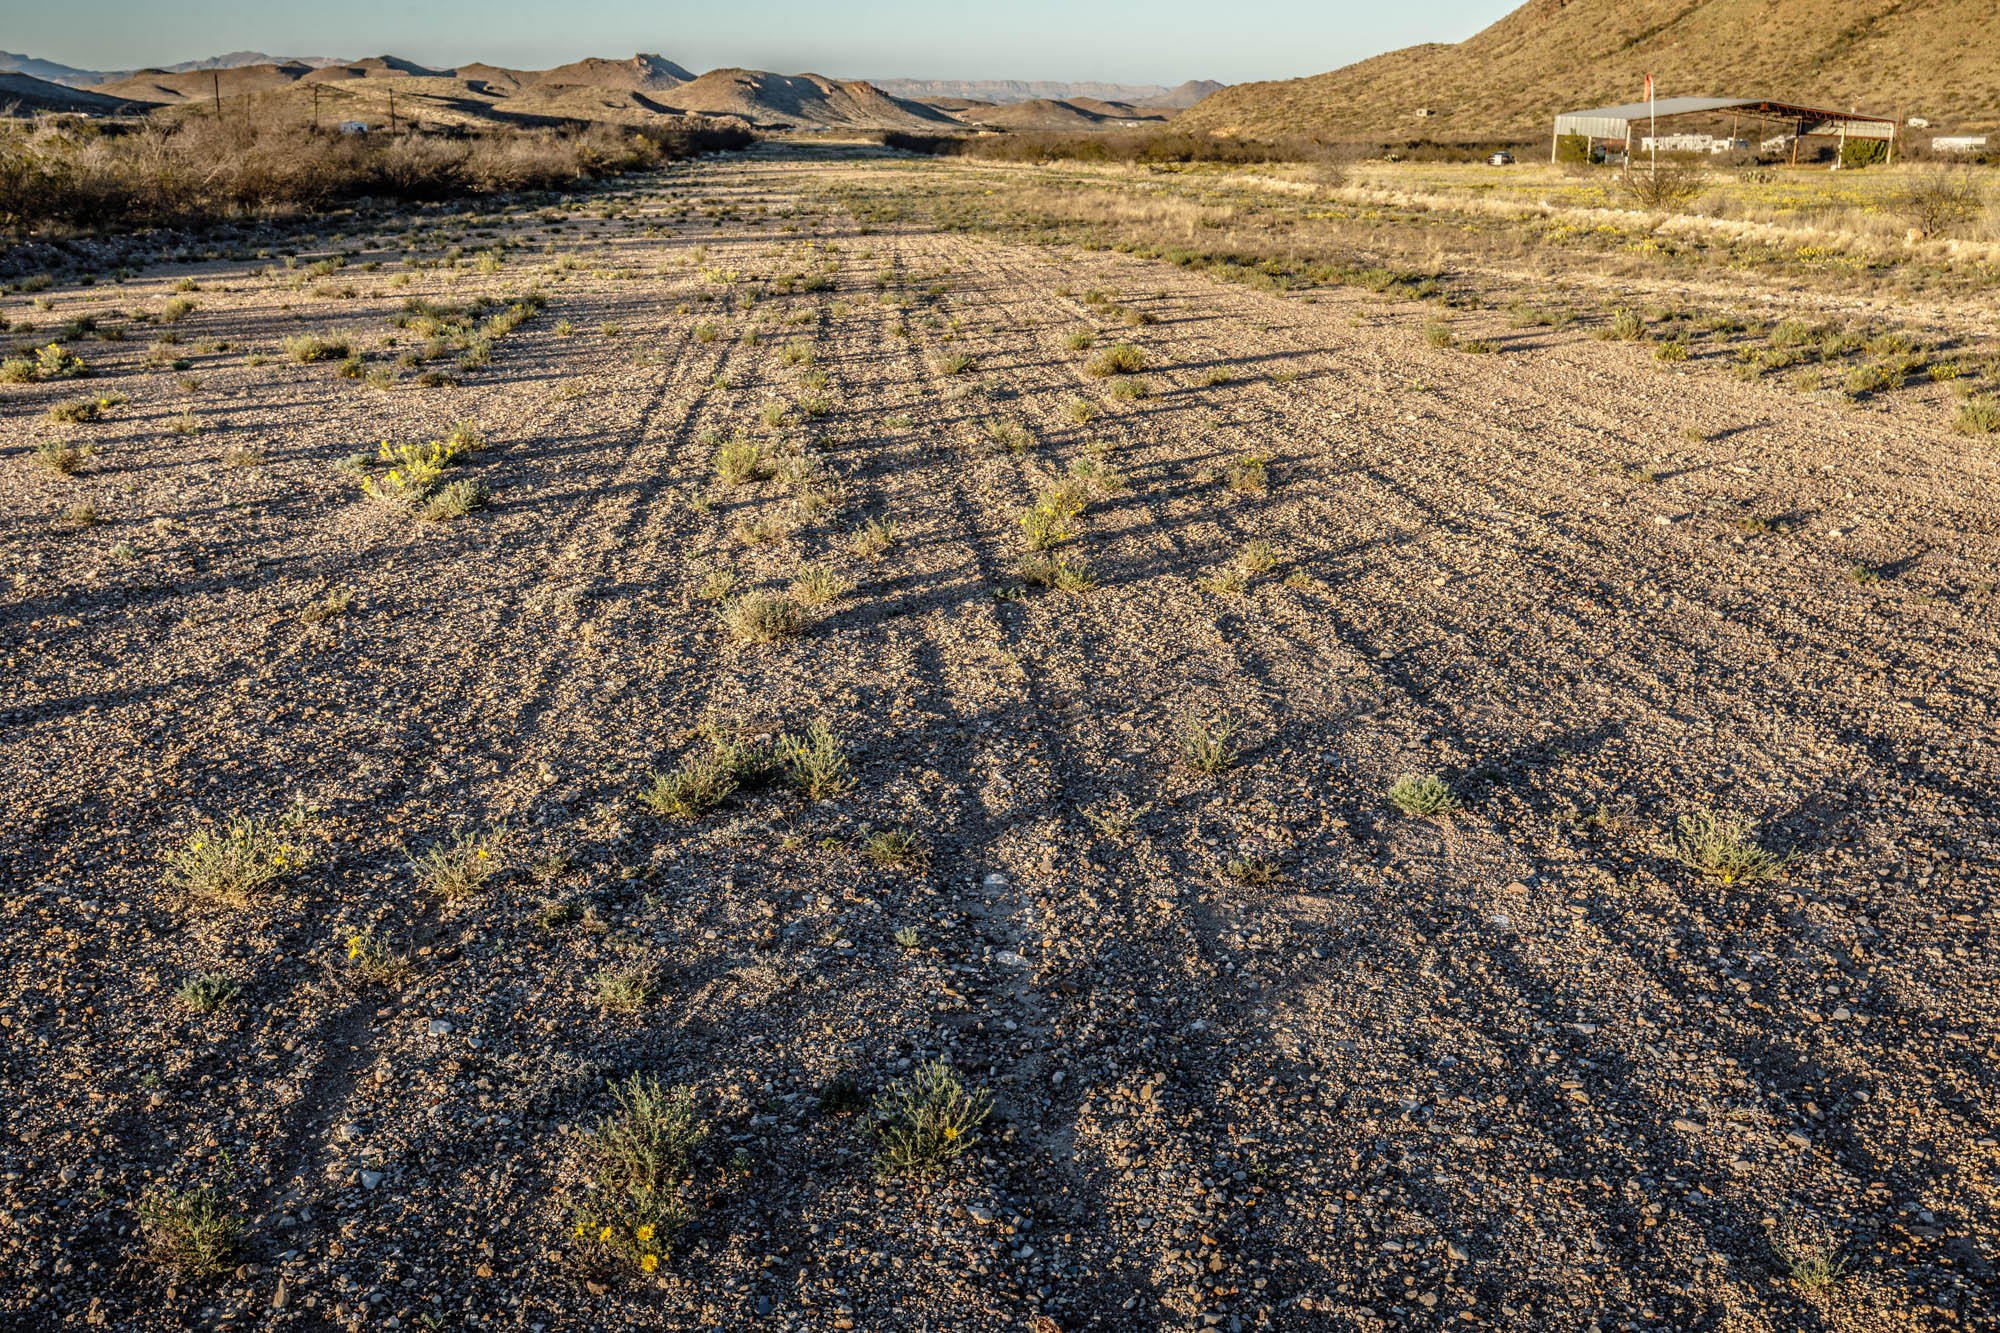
<box><xmin>532</xmin><ymin>54</ymin><xmax>693</xmax><ymax>91</ymax></box>
<box><xmin>92</xmin><ymin>63</ymin><xmax>311</xmax><ymax>102</ymax></box>
<box><xmin>668</xmin><ymin>70</ymin><xmax>958</xmax><ymax>129</ymax></box>
<box><xmin>91</xmin><ymin>52</ymin><xmax>961</xmax><ymax>132</ymax></box>
<box><xmin>1068</xmin><ymin>97</ymin><xmax>1170</xmax><ymax>121</ymax></box>
<box><xmin>451</xmin><ymin>63</ymin><xmax>530</xmax><ymax>95</ymax></box>
<box><xmin>1134</xmin><ymin>79</ymin><xmax>1225</xmax><ymax>109</ymax></box>
<box><xmin>1176</xmin><ymin>0</ymin><xmax>2000</xmax><ymax>140</ymax></box>
<box><xmin>0</xmin><ymin>70</ymin><xmax>151</xmax><ymax>112</ymax></box>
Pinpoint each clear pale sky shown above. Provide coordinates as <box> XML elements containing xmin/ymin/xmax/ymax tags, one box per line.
<box><xmin>9</xmin><ymin>0</ymin><xmax>1519</xmax><ymax>85</ymax></box>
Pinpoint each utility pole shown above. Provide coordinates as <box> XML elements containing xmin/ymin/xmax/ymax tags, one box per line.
<box><xmin>1648</xmin><ymin>74</ymin><xmax>1656</xmax><ymax>175</ymax></box>
<box><xmin>211</xmin><ymin>69</ymin><xmax>222</xmax><ymax>121</ymax></box>
<box><xmin>389</xmin><ymin>91</ymin><xmax>397</xmax><ymax>134</ymax></box>
<box><xmin>313</xmin><ymin>82</ymin><xmax>320</xmax><ymax>131</ymax></box>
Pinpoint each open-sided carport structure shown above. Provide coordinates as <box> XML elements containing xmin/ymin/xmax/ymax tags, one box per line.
<box><xmin>1550</xmin><ymin>96</ymin><xmax>1897</xmax><ymax>164</ymax></box>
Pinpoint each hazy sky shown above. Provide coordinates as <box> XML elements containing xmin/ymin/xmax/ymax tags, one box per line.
<box><xmin>11</xmin><ymin>0</ymin><xmax>1518</xmax><ymax>85</ymax></box>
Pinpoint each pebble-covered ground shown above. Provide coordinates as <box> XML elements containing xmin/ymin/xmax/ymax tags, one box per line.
<box><xmin>3</xmin><ymin>145</ymin><xmax>1997</xmax><ymax>1333</ymax></box>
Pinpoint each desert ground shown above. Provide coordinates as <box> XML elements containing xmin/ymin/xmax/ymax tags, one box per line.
<box><xmin>3</xmin><ymin>142</ymin><xmax>1997</xmax><ymax>1332</ymax></box>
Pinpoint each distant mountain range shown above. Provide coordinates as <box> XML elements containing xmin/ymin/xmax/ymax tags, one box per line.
<box><xmin>1</xmin><ymin>51</ymin><xmax>1224</xmax><ymax>118</ymax></box>
<box><xmin>872</xmin><ymin>78</ymin><xmax>1222</xmax><ymax>109</ymax></box>
<box><xmin>0</xmin><ymin>49</ymin><xmax>344</xmax><ymax>88</ymax></box>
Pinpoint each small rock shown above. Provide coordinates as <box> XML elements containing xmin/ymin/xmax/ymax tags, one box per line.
<box><xmin>428</xmin><ymin>1020</ymin><xmax>453</xmax><ymax>1037</ymax></box>
<box><xmin>271</xmin><ymin>1279</ymin><xmax>289</xmax><ymax>1309</ymax></box>
<box><xmin>359</xmin><ymin>1171</ymin><xmax>384</xmax><ymax>1191</ymax></box>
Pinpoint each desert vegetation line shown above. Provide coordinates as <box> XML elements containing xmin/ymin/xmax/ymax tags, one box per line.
<box><xmin>0</xmin><ymin>117</ymin><xmax>753</xmax><ymax>232</ymax></box>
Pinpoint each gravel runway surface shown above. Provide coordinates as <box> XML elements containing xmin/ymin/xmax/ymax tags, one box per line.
<box><xmin>3</xmin><ymin>147</ymin><xmax>1996</xmax><ymax>1332</ymax></box>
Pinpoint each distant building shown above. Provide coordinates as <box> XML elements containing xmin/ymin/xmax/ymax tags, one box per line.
<box><xmin>1932</xmin><ymin>135</ymin><xmax>1988</xmax><ymax>154</ymax></box>
<box><xmin>1552</xmin><ymin>97</ymin><xmax>1896</xmax><ymax>165</ymax></box>
<box><xmin>338</xmin><ymin>121</ymin><xmax>369</xmax><ymax>134</ymax></box>
<box><xmin>1639</xmin><ymin>133</ymin><xmax>1751</xmax><ymax>154</ymax></box>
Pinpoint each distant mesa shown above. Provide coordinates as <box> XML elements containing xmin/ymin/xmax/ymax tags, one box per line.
<box><xmin>954</xmin><ymin>96</ymin><xmax>1173</xmax><ymax>131</ymax></box>
<box><xmin>873</xmin><ymin>77</ymin><xmax>1224</xmax><ymax>108</ymax></box>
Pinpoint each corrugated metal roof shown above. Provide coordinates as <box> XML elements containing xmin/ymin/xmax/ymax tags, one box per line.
<box><xmin>1553</xmin><ymin>97</ymin><xmax>1896</xmax><ymax>139</ymax></box>
<box><xmin>1561</xmin><ymin>97</ymin><xmax>1760</xmax><ymax>121</ymax></box>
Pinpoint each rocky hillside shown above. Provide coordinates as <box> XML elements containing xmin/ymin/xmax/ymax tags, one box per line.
<box><xmin>1177</xmin><ymin>0</ymin><xmax>2000</xmax><ymax>140</ymax></box>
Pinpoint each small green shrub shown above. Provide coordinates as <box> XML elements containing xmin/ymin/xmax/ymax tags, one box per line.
<box><xmin>344</xmin><ymin>931</ymin><xmax>413</xmax><ymax>985</ymax></box>
<box><xmin>714</xmin><ymin>436</ymin><xmax>764</xmax><ymax>484</ymax></box>
<box><xmin>864</xmin><ymin>830</ymin><xmax>926</xmax><ymax>867</ymax></box>
<box><xmin>1387</xmin><ymin>773</ymin><xmax>1457</xmax><ymax>817</ymax></box>
<box><xmin>851</xmin><ymin>516</ymin><xmax>898</xmax><ymax>557</ymax></box>
<box><xmin>872</xmin><ymin>1060</ymin><xmax>992</xmax><ymax>1178</ymax></box>
<box><xmin>422</xmin><ymin>479</ymin><xmax>487</xmax><ymax>521</ymax></box>
<box><xmin>1175</xmin><ymin>712</ymin><xmax>1240</xmax><ymax>774</ymax></box>
<box><xmin>33</xmin><ymin>438</ymin><xmax>93</xmax><ymax>474</ymax></box>
<box><xmin>722</xmin><ymin>593</ymin><xmax>801</xmax><ymax>643</ymax></box>
<box><xmin>1663</xmin><ymin>807</ymin><xmax>1794</xmax><ymax>883</ymax></box>
<box><xmin>1087</xmin><ymin>342</ymin><xmax>1146</xmax><ymax>377</ymax></box>
<box><xmin>592</xmin><ymin>966</ymin><xmax>656</xmax><ymax>1010</ymax></box>
<box><xmin>775</xmin><ymin>719</ymin><xmax>851</xmax><ymax>799</ymax></box>
<box><xmin>1226</xmin><ymin>454</ymin><xmax>1269</xmax><ymax>492</ymax></box>
<box><xmin>163</xmin><ymin>818</ymin><xmax>308</xmax><ymax>905</ymax></box>
<box><xmin>46</xmin><ymin>397</ymin><xmax>104</xmax><ymax>424</ymax></box>
<box><xmin>176</xmin><ymin>973</ymin><xmax>241</xmax><ymax>1013</ymax></box>
<box><xmin>1953</xmin><ymin>396</ymin><xmax>2000</xmax><ymax>435</ymax></box>
<box><xmin>284</xmin><ymin>333</ymin><xmax>351</xmax><ymax>364</ymax></box>
<box><xmin>640</xmin><ymin>756</ymin><xmax>738</xmax><ymax>819</ymax></box>
<box><xmin>413</xmin><ymin>831</ymin><xmax>502</xmax><ymax>900</ymax></box>
<box><xmin>138</xmin><ymin>1179</ymin><xmax>244</xmax><ymax>1276</ymax></box>
<box><xmin>791</xmin><ymin>563</ymin><xmax>853</xmax><ymax>607</ymax></box>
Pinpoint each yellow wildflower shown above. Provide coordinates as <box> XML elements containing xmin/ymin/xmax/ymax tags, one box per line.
<box><xmin>599</xmin><ymin>1226</ymin><xmax>613</xmax><ymax>1242</ymax></box>
<box><xmin>640</xmin><ymin>1253</ymin><xmax>659</xmax><ymax>1273</ymax></box>
<box><xmin>635</xmin><ymin>1224</ymin><xmax>654</xmax><ymax>1242</ymax></box>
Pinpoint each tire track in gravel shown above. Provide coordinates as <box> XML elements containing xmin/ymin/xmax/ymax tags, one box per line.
<box><xmin>817</xmin><ymin>216</ymin><xmax>1232</xmax><ymax>1317</ymax></box>
<box><xmin>1027</xmin><ymin>240</ymin><xmax>2000</xmax><ymax>821</ymax></box>
<box><xmin>907</xmin><ymin>229</ymin><xmax>1308</xmax><ymax>715</ymax></box>
<box><xmin>245</xmin><ymin>220</ymin><xmax>747</xmax><ymax>1234</ymax></box>
<box><xmin>865</xmin><ymin>216</ymin><xmax>1470</xmax><ymax>1324</ymax></box>
<box><xmin>849</xmin><ymin>199</ymin><xmax>2000</xmax><ymax>1318</ymax></box>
